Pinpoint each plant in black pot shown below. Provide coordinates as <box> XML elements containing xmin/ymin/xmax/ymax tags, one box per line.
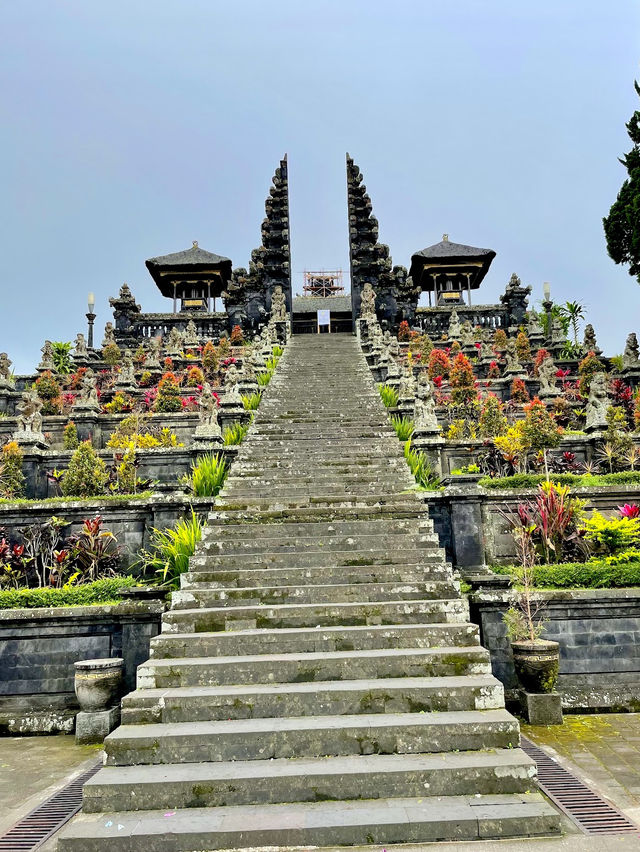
<box><xmin>501</xmin><ymin>504</ymin><xmax>559</xmax><ymax>694</ymax></box>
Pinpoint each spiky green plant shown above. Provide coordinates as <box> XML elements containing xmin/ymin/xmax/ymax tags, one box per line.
<box><xmin>265</xmin><ymin>355</ymin><xmax>279</xmax><ymax>371</ymax></box>
<box><xmin>223</xmin><ymin>421</ymin><xmax>250</xmax><ymax>446</ymax></box>
<box><xmin>390</xmin><ymin>414</ymin><xmax>414</xmax><ymax>441</ymax></box>
<box><xmin>378</xmin><ymin>384</ymin><xmax>399</xmax><ymax>408</ymax></box>
<box><xmin>272</xmin><ymin>345</ymin><xmax>284</xmax><ymax>357</ymax></box>
<box><xmin>188</xmin><ymin>453</ymin><xmax>228</xmax><ymax>497</ymax></box>
<box><xmin>242</xmin><ymin>392</ymin><xmax>262</xmax><ymax>411</ymax></box>
<box><xmin>140</xmin><ymin>509</ymin><xmax>203</xmax><ymax>589</ymax></box>
<box><xmin>404</xmin><ymin>440</ymin><xmax>441</xmax><ymax>490</ymax></box>
<box><xmin>257</xmin><ymin>370</ymin><xmax>274</xmax><ymax>387</ymax></box>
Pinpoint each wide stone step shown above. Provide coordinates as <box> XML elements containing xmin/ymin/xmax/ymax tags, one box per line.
<box><xmin>215</xmin><ymin>496</ymin><xmax>424</xmax><ymax>512</ymax></box>
<box><xmin>180</xmin><ymin>565</ymin><xmax>454</xmax><ymax>589</ymax></box>
<box><xmin>189</xmin><ymin>547</ymin><xmax>446</xmax><ymax>569</ymax></box>
<box><xmin>150</xmin><ymin>622</ymin><xmax>473</xmax><ymax>659</ymax></box>
<box><xmin>162</xmin><ymin>599</ymin><xmax>473</xmax><ymax>632</ymax></box>
<box><xmin>104</xmin><ymin>709</ymin><xmax>520</xmax><ymax>765</ymax></box>
<box><xmin>171</xmin><ymin>581</ymin><xmax>456</xmax><ymax>609</ymax></box>
<box><xmin>82</xmin><ymin>748</ymin><xmax>536</xmax><ymax>812</ymax></box>
<box><xmin>138</xmin><ymin>645</ymin><xmax>492</xmax><ymax>688</ymax></box>
<box><xmin>202</xmin><ymin>516</ymin><xmax>433</xmax><ymax>539</ymax></box>
<box><xmin>121</xmin><ymin>675</ymin><xmax>504</xmax><ymax>725</ymax></box>
<box><xmin>211</xmin><ymin>505</ymin><xmax>430</xmax><ymax>523</ymax></box>
<box><xmin>200</xmin><ymin>531</ymin><xmax>440</xmax><ymax>555</ymax></box>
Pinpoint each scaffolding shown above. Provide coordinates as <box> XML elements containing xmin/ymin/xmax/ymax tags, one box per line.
<box><xmin>302</xmin><ymin>270</ymin><xmax>344</xmax><ymax>298</ymax></box>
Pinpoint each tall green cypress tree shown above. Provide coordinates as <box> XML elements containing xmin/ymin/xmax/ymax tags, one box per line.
<box><xmin>603</xmin><ymin>80</ymin><xmax>640</xmax><ymax>283</ymax></box>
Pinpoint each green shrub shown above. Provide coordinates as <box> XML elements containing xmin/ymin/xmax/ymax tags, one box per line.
<box><xmin>582</xmin><ymin>510</ymin><xmax>640</xmax><ymax>555</ymax></box>
<box><xmin>139</xmin><ymin>509</ymin><xmax>203</xmax><ymax>589</ymax></box>
<box><xmin>223</xmin><ymin>421</ymin><xmax>250</xmax><ymax>445</ymax></box>
<box><xmin>378</xmin><ymin>384</ymin><xmax>399</xmax><ymax>408</ymax></box>
<box><xmin>0</xmin><ymin>441</ymin><xmax>25</xmax><ymax>498</ymax></box>
<box><xmin>272</xmin><ymin>344</ymin><xmax>284</xmax><ymax>357</ymax></box>
<box><xmin>52</xmin><ymin>342</ymin><xmax>73</xmax><ymax>374</ymax></box>
<box><xmin>404</xmin><ymin>440</ymin><xmax>441</xmax><ymax>490</ymax></box>
<box><xmin>0</xmin><ymin>576</ymin><xmax>138</xmax><ymax>609</ymax></box>
<box><xmin>188</xmin><ymin>453</ymin><xmax>227</xmax><ymax>497</ymax></box>
<box><xmin>390</xmin><ymin>414</ymin><xmax>414</xmax><ymax>441</ymax></box>
<box><xmin>61</xmin><ymin>442</ymin><xmax>108</xmax><ymax>497</ymax></box>
<box><xmin>155</xmin><ymin>372</ymin><xmax>182</xmax><ymax>413</ymax></box>
<box><xmin>265</xmin><ymin>355</ymin><xmax>279</xmax><ymax>371</ymax></box>
<box><xmin>242</xmin><ymin>392</ymin><xmax>262</xmax><ymax>411</ymax></box>
<box><xmin>102</xmin><ymin>343</ymin><xmax>121</xmax><ymax>366</ymax></box>
<box><xmin>63</xmin><ymin>422</ymin><xmax>79</xmax><ymax>450</ymax></box>
<box><xmin>257</xmin><ymin>370</ymin><xmax>274</xmax><ymax>387</ymax></box>
<box><xmin>493</xmin><ymin>559</ymin><xmax>640</xmax><ymax>589</ymax></box>
<box><xmin>479</xmin><ymin>471</ymin><xmax>640</xmax><ymax>490</ymax></box>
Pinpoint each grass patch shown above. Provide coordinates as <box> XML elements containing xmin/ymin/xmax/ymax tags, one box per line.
<box><xmin>0</xmin><ymin>491</ymin><xmax>153</xmax><ymax>506</ymax></box>
<box><xmin>0</xmin><ymin>576</ymin><xmax>140</xmax><ymax>609</ymax></box>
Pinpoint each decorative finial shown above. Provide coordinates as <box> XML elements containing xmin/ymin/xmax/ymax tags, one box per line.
<box><xmin>442</xmin><ymin>233</ymin><xmax>449</xmax><ymax>242</ymax></box>
<box><xmin>192</xmin><ymin>240</ymin><xmax>198</xmax><ymax>248</ymax></box>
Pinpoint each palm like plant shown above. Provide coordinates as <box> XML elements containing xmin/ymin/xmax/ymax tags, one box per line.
<box><xmin>558</xmin><ymin>301</ymin><xmax>586</xmax><ymax>347</ymax></box>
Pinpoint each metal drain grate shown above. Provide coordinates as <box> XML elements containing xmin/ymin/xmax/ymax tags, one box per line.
<box><xmin>0</xmin><ymin>760</ymin><xmax>102</xmax><ymax>851</ymax></box>
<box><xmin>522</xmin><ymin>736</ymin><xmax>639</xmax><ymax>836</ymax></box>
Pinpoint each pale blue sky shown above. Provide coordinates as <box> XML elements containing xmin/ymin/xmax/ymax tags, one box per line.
<box><xmin>0</xmin><ymin>1</ymin><xmax>638</xmax><ymax>371</ymax></box>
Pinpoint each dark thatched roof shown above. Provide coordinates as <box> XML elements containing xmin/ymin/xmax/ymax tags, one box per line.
<box><xmin>145</xmin><ymin>242</ymin><xmax>232</xmax><ymax>297</ymax></box>
<box><xmin>410</xmin><ymin>237</ymin><xmax>496</xmax><ymax>291</ymax></box>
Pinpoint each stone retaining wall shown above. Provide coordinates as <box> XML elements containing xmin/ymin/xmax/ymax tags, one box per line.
<box><xmin>469</xmin><ymin>588</ymin><xmax>640</xmax><ymax>712</ymax></box>
<box><xmin>0</xmin><ymin>600</ymin><xmax>164</xmax><ymax>733</ymax></box>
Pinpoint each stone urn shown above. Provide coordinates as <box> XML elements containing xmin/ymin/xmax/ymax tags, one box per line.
<box><xmin>511</xmin><ymin>640</ymin><xmax>559</xmax><ymax>694</ymax></box>
<box><xmin>74</xmin><ymin>658</ymin><xmax>124</xmax><ymax>712</ymax></box>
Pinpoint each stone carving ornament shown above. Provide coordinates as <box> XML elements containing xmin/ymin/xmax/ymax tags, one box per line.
<box><xmin>15</xmin><ymin>388</ymin><xmax>44</xmax><ymax>436</ymax></box>
<box><xmin>102</xmin><ymin>322</ymin><xmax>116</xmax><ymax>347</ymax></box>
<box><xmin>360</xmin><ymin>282</ymin><xmax>377</xmax><ymax>319</ymax></box>
<box><xmin>414</xmin><ymin>373</ymin><xmax>440</xmax><ymax>434</ymax></box>
<box><xmin>0</xmin><ymin>353</ymin><xmax>13</xmax><ymax>388</ymax></box>
<box><xmin>537</xmin><ymin>354</ymin><xmax>559</xmax><ymax>397</ymax></box>
<box><xmin>165</xmin><ymin>327</ymin><xmax>184</xmax><ymax>356</ymax></box>
<box><xmin>116</xmin><ymin>350</ymin><xmax>136</xmax><ymax>388</ymax></box>
<box><xmin>448</xmin><ymin>309</ymin><xmax>462</xmax><ymax>340</ymax></box>
<box><xmin>585</xmin><ymin>372</ymin><xmax>609</xmax><ymax>432</ymax></box>
<box><xmin>270</xmin><ymin>285</ymin><xmax>287</xmax><ymax>322</ymax></box>
<box><xmin>623</xmin><ymin>333</ymin><xmax>640</xmax><ymax>370</ymax></box>
<box><xmin>146</xmin><ymin>337</ymin><xmax>162</xmax><ymax>369</ymax></box>
<box><xmin>38</xmin><ymin>340</ymin><xmax>55</xmax><ymax>371</ymax></box>
<box><xmin>183</xmin><ymin>320</ymin><xmax>199</xmax><ymax>347</ymax></box>
<box><xmin>74</xmin><ymin>333</ymin><xmax>88</xmax><ymax>358</ymax></box>
<box><xmin>74</xmin><ymin>368</ymin><xmax>100</xmax><ymax>411</ymax></box>
<box><xmin>196</xmin><ymin>382</ymin><xmax>222</xmax><ymax>438</ymax></box>
<box><xmin>504</xmin><ymin>339</ymin><xmax>524</xmax><ymax>375</ymax></box>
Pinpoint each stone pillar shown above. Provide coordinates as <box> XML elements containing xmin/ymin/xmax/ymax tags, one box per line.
<box><xmin>74</xmin><ymin>657</ymin><xmax>124</xmax><ymax>744</ymax></box>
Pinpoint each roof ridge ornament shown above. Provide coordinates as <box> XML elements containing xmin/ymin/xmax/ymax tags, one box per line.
<box><xmin>442</xmin><ymin>233</ymin><xmax>449</xmax><ymax>242</ymax></box>
<box><xmin>192</xmin><ymin>240</ymin><xmax>198</xmax><ymax>248</ymax></box>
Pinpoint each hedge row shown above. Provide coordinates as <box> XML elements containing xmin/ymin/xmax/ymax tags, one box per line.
<box><xmin>479</xmin><ymin>472</ymin><xmax>640</xmax><ymax>490</ymax></box>
<box><xmin>492</xmin><ymin>561</ymin><xmax>640</xmax><ymax>589</ymax></box>
<box><xmin>0</xmin><ymin>576</ymin><xmax>140</xmax><ymax>609</ymax></box>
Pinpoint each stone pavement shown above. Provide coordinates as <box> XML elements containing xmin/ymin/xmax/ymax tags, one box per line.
<box><xmin>0</xmin><ymin>734</ymin><xmax>99</xmax><ymax>841</ymax></box>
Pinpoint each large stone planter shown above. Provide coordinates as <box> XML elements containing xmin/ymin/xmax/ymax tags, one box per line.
<box><xmin>511</xmin><ymin>640</ymin><xmax>559</xmax><ymax>694</ymax></box>
<box><xmin>74</xmin><ymin>657</ymin><xmax>124</xmax><ymax>712</ymax></box>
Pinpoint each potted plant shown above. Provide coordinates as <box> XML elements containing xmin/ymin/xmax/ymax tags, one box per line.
<box><xmin>501</xmin><ymin>506</ymin><xmax>559</xmax><ymax>694</ymax></box>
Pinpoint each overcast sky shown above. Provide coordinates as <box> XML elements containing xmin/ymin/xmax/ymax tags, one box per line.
<box><xmin>1</xmin><ymin>1</ymin><xmax>639</xmax><ymax>372</ymax></box>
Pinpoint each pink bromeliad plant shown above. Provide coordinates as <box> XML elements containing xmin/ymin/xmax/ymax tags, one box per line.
<box><xmin>619</xmin><ymin>504</ymin><xmax>640</xmax><ymax>519</ymax></box>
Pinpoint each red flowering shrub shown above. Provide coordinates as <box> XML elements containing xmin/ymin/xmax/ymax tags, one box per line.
<box><xmin>533</xmin><ymin>348</ymin><xmax>550</xmax><ymax>376</ymax></box>
<box><xmin>449</xmin><ymin>353</ymin><xmax>477</xmax><ymax>405</ymax></box>
<box><xmin>230</xmin><ymin>325</ymin><xmax>245</xmax><ymax>345</ymax></box>
<box><xmin>398</xmin><ymin>320</ymin><xmax>411</xmax><ymax>341</ymax></box>
<box><xmin>510</xmin><ymin>377</ymin><xmax>530</xmax><ymax>403</ymax></box>
<box><xmin>488</xmin><ymin>361</ymin><xmax>500</xmax><ymax>379</ymax></box>
<box><xmin>428</xmin><ymin>348</ymin><xmax>450</xmax><ymax>380</ymax></box>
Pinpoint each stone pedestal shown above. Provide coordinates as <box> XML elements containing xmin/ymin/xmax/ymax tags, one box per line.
<box><xmin>412</xmin><ymin>433</ymin><xmax>445</xmax><ymax>476</ymax></box>
<box><xmin>220</xmin><ymin>404</ymin><xmax>246</xmax><ymax>432</ymax></box>
<box><xmin>192</xmin><ymin>426</ymin><xmax>223</xmax><ymax>451</ymax></box>
<box><xmin>71</xmin><ymin>412</ymin><xmax>100</xmax><ymax>445</ymax></box>
<box><xmin>76</xmin><ymin>705</ymin><xmax>121</xmax><ymax>745</ymax></box>
<box><xmin>518</xmin><ymin>690</ymin><xmax>563</xmax><ymax>726</ymax></box>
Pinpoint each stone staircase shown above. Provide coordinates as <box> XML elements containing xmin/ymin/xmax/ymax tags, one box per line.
<box><xmin>58</xmin><ymin>333</ymin><xmax>560</xmax><ymax>850</ymax></box>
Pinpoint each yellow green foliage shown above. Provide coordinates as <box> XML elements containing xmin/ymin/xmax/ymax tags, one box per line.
<box><xmin>582</xmin><ymin>510</ymin><xmax>640</xmax><ymax>555</ymax></box>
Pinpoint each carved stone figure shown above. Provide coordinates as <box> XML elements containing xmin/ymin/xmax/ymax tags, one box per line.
<box><xmin>537</xmin><ymin>354</ymin><xmax>560</xmax><ymax>397</ymax></box>
<box><xmin>447</xmin><ymin>309</ymin><xmax>461</xmax><ymax>340</ymax></box>
<box><xmin>360</xmin><ymin>282</ymin><xmax>377</xmax><ymax>319</ymax></box>
<box><xmin>413</xmin><ymin>373</ymin><xmax>440</xmax><ymax>434</ymax></box>
<box><xmin>526</xmin><ymin>311</ymin><xmax>545</xmax><ymax>338</ymax></box>
<box><xmin>74</xmin><ymin>368</ymin><xmax>100</xmax><ymax>412</ymax></box>
<box><xmin>165</xmin><ymin>327</ymin><xmax>184</xmax><ymax>356</ymax></box>
<box><xmin>183</xmin><ymin>320</ymin><xmax>199</xmax><ymax>347</ymax></box>
<box><xmin>503</xmin><ymin>339</ymin><xmax>525</xmax><ymax>376</ymax></box>
<box><xmin>102</xmin><ymin>322</ymin><xmax>116</xmax><ymax>347</ymax></box>
<box><xmin>14</xmin><ymin>388</ymin><xmax>45</xmax><ymax>442</ymax></box>
<box><xmin>0</xmin><ymin>353</ymin><xmax>13</xmax><ymax>388</ymax></box>
<box><xmin>223</xmin><ymin>363</ymin><xmax>242</xmax><ymax>405</ymax></box>
<box><xmin>585</xmin><ymin>372</ymin><xmax>609</xmax><ymax>432</ymax></box>
<box><xmin>623</xmin><ymin>333</ymin><xmax>640</xmax><ymax>370</ymax></box>
<box><xmin>198</xmin><ymin>384</ymin><xmax>222</xmax><ymax>432</ymax></box>
<box><xmin>479</xmin><ymin>331</ymin><xmax>493</xmax><ymax>362</ymax></box>
<box><xmin>460</xmin><ymin>320</ymin><xmax>475</xmax><ymax>347</ymax></box>
<box><xmin>583</xmin><ymin>324</ymin><xmax>599</xmax><ymax>353</ymax></box>
<box><xmin>38</xmin><ymin>340</ymin><xmax>55</xmax><ymax>371</ymax></box>
<box><xmin>550</xmin><ymin>317</ymin><xmax>565</xmax><ymax>345</ymax></box>
<box><xmin>388</xmin><ymin>336</ymin><xmax>400</xmax><ymax>358</ymax></box>
<box><xmin>398</xmin><ymin>366</ymin><xmax>417</xmax><ymax>401</ymax></box>
<box><xmin>270</xmin><ymin>285</ymin><xmax>287</xmax><ymax>322</ymax></box>
<box><xmin>146</xmin><ymin>337</ymin><xmax>162</xmax><ymax>369</ymax></box>
<box><xmin>115</xmin><ymin>350</ymin><xmax>136</xmax><ymax>389</ymax></box>
<box><xmin>74</xmin><ymin>333</ymin><xmax>88</xmax><ymax>358</ymax></box>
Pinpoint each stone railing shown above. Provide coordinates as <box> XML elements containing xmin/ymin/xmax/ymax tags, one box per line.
<box><xmin>115</xmin><ymin>311</ymin><xmax>230</xmax><ymax>345</ymax></box>
<box><xmin>414</xmin><ymin>304</ymin><xmax>509</xmax><ymax>336</ymax></box>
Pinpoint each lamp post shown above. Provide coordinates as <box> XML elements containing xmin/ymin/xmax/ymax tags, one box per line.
<box><xmin>86</xmin><ymin>292</ymin><xmax>96</xmax><ymax>349</ymax></box>
<box><xmin>541</xmin><ymin>281</ymin><xmax>553</xmax><ymax>345</ymax></box>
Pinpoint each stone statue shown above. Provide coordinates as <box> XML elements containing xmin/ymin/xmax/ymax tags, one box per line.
<box><xmin>585</xmin><ymin>372</ymin><xmax>609</xmax><ymax>433</ymax></box>
<box><xmin>165</xmin><ymin>327</ymin><xmax>184</xmax><ymax>356</ymax></box>
<box><xmin>74</xmin><ymin>368</ymin><xmax>100</xmax><ymax>412</ymax></box>
<box><xmin>183</xmin><ymin>320</ymin><xmax>199</xmax><ymax>347</ymax></box>
<box><xmin>385</xmin><ymin>347</ymin><xmax>401</xmax><ymax>381</ymax></box>
<box><xmin>623</xmin><ymin>333</ymin><xmax>640</xmax><ymax>370</ymax></box>
<box><xmin>102</xmin><ymin>322</ymin><xmax>116</xmax><ymax>347</ymax></box>
<box><xmin>146</xmin><ymin>337</ymin><xmax>162</xmax><ymax>369</ymax></box>
<box><xmin>448</xmin><ymin>309</ymin><xmax>461</xmax><ymax>340</ymax></box>
<box><xmin>537</xmin><ymin>354</ymin><xmax>560</xmax><ymax>397</ymax></box>
<box><xmin>38</xmin><ymin>340</ymin><xmax>55</xmax><ymax>371</ymax></box>
<box><xmin>241</xmin><ymin>355</ymin><xmax>257</xmax><ymax>384</ymax></box>
<box><xmin>74</xmin><ymin>333</ymin><xmax>88</xmax><ymax>358</ymax></box>
<box><xmin>14</xmin><ymin>388</ymin><xmax>44</xmax><ymax>441</ymax></box>
<box><xmin>504</xmin><ymin>339</ymin><xmax>524</xmax><ymax>376</ymax></box>
<box><xmin>115</xmin><ymin>349</ymin><xmax>136</xmax><ymax>389</ymax></box>
<box><xmin>398</xmin><ymin>365</ymin><xmax>417</xmax><ymax>401</ymax></box>
<box><xmin>479</xmin><ymin>331</ymin><xmax>493</xmax><ymax>362</ymax></box>
<box><xmin>550</xmin><ymin>316</ymin><xmax>565</xmax><ymax>345</ymax></box>
<box><xmin>388</xmin><ymin>336</ymin><xmax>400</xmax><ymax>358</ymax></box>
<box><xmin>223</xmin><ymin>363</ymin><xmax>242</xmax><ymax>405</ymax></box>
<box><xmin>270</xmin><ymin>285</ymin><xmax>287</xmax><ymax>322</ymax></box>
<box><xmin>196</xmin><ymin>382</ymin><xmax>222</xmax><ymax>438</ymax></box>
<box><xmin>414</xmin><ymin>373</ymin><xmax>440</xmax><ymax>434</ymax></box>
<box><xmin>583</xmin><ymin>324</ymin><xmax>599</xmax><ymax>353</ymax></box>
<box><xmin>527</xmin><ymin>311</ymin><xmax>544</xmax><ymax>338</ymax></box>
<box><xmin>360</xmin><ymin>282</ymin><xmax>377</xmax><ymax>319</ymax></box>
<box><xmin>460</xmin><ymin>320</ymin><xmax>475</xmax><ymax>347</ymax></box>
<box><xmin>0</xmin><ymin>353</ymin><xmax>13</xmax><ymax>388</ymax></box>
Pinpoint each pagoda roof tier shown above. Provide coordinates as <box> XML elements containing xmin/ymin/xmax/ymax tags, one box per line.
<box><xmin>145</xmin><ymin>241</ymin><xmax>232</xmax><ymax>297</ymax></box>
<box><xmin>409</xmin><ymin>236</ymin><xmax>496</xmax><ymax>291</ymax></box>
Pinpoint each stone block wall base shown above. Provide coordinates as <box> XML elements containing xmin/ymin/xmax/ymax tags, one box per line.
<box><xmin>75</xmin><ymin>705</ymin><xmax>120</xmax><ymax>744</ymax></box>
<box><xmin>519</xmin><ymin>690</ymin><xmax>563</xmax><ymax>726</ymax></box>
